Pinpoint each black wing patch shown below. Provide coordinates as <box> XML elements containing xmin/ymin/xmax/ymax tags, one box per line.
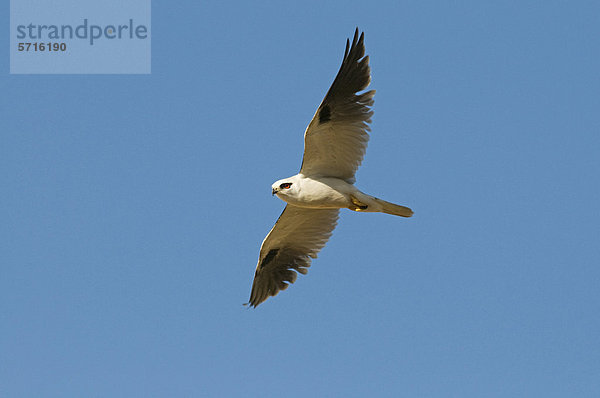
<box><xmin>259</xmin><ymin>248</ymin><xmax>279</xmax><ymax>269</ymax></box>
<box><xmin>319</xmin><ymin>104</ymin><xmax>331</xmax><ymax>124</ymax></box>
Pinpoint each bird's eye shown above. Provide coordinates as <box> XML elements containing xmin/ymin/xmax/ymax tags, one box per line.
<box><xmin>280</xmin><ymin>183</ymin><xmax>292</xmax><ymax>189</ymax></box>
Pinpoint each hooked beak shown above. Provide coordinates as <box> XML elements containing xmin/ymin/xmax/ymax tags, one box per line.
<box><xmin>272</xmin><ymin>188</ymin><xmax>278</xmax><ymax>196</ymax></box>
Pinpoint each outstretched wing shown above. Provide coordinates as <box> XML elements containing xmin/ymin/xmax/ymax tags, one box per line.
<box><xmin>300</xmin><ymin>28</ymin><xmax>375</xmax><ymax>183</ymax></box>
<box><xmin>247</xmin><ymin>206</ymin><xmax>339</xmax><ymax>307</ymax></box>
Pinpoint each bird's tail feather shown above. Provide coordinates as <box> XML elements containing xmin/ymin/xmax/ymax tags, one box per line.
<box><xmin>374</xmin><ymin>198</ymin><xmax>413</xmax><ymax>217</ymax></box>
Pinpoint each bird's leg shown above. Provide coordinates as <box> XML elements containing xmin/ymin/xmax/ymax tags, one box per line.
<box><xmin>349</xmin><ymin>194</ymin><xmax>369</xmax><ymax>211</ymax></box>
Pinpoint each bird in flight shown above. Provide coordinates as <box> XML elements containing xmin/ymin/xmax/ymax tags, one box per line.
<box><xmin>247</xmin><ymin>28</ymin><xmax>413</xmax><ymax>307</ymax></box>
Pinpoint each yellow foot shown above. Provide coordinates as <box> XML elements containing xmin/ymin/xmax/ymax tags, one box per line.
<box><xmin>349</xmin><ymin>194</ymin><xmax>369</xmax><ymax>211</ymax></box>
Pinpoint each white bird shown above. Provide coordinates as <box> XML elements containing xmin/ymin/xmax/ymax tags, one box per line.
<box><xmin>247</xmin><ymin>28</ymin><xmax>413</xmax><ymax>307</ymax></box>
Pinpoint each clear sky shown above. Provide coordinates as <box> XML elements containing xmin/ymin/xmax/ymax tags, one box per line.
<box><xmin>2</xmin><ymin>1</ymin><xmax>600</xmax><ymax>397</ymax></box>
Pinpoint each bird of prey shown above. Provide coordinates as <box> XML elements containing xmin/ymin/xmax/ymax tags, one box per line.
<box><xmin>247</xmin><ymin>28</ymin><xmax>413</xmax><ymax>307</ymax></box>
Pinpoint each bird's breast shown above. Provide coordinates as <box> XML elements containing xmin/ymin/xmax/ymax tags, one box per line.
<box><xmin>278</xmin><ymin>177</ymin><xmax>352</xmax><ymax>209</ymax></box>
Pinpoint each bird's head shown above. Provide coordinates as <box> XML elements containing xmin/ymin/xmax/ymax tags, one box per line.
<box><xmin>271</xmin><ymin>177</ymin><xmax>298</xmax><ymax>198</ymax></box>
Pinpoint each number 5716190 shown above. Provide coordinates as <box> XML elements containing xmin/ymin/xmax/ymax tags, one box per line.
<box><xmin>18</xmin><ymin>42</ymin><xmax>67</xmax><ymax>51</ymax></box>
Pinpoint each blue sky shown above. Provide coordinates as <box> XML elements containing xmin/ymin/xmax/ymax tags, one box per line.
<box><xmin>2</xmin><ymin>1</ymin><xmax>600</xmax><ymax>397</ymax></box>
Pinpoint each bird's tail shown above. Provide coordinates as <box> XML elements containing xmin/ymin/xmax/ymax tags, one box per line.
<box><xmin>373</xmin><ymin>198</ymin><xmax>414</xmax><ymax>217</ymax></box>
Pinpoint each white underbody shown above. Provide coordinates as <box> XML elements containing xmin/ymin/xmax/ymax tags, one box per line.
<box><xmin>273</xmin><ymin>174</ymin><xmax>382</xmax><ymax>212</ymax></box>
